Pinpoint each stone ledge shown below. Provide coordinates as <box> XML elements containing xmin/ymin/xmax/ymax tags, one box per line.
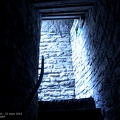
<box><xmin>38</xmin><ymin>97</ymin><xmax>96</xmax><ymax>111</ymax></box>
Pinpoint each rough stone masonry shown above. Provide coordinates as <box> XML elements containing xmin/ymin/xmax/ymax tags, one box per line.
<box><xmin>38</xmin><ymin>19</ymin><xmax>75</xmax><ymax>101</ymax></box>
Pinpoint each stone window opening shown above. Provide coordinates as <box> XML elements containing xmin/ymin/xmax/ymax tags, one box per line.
<box><xmin>38</xmin><ymin>17</ymin><xmax>93</xmax><ymax>101</ymax></box>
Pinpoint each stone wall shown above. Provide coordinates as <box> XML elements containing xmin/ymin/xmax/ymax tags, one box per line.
<box><xmin>0</xmin><ymin>0</ymin><xmax>40</xmax><ymax>119</ymax></box>
<box><xmin>70</xmin><ymin>1</ymin><xmax>120</xmax><ymax>120</ymax></box>
<box><xmin>38</xmin><ymin>19</ymin><xmax>75</xmax><ymax>101</ymax></box>
<box><xmin>70</xmin><ymin>18</ymin><xmax>93</xmax><ymax>99</ymax></box>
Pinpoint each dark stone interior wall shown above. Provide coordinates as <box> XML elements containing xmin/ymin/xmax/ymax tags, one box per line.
<box><xmin>84</xmin><ymin>1</ymin><xmax>120</xmax><ymax>120</ymax></box>
<box><xmin>0</xmin><ymin>0</ymin><xmax>40</xmax><ymax>119</ymax></box>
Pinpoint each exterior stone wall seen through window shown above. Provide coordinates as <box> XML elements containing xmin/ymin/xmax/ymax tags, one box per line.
<box><xmin>38</xmin><ymin>20</ymin><xmax>75</xmax><ymax>101</ymax></box>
